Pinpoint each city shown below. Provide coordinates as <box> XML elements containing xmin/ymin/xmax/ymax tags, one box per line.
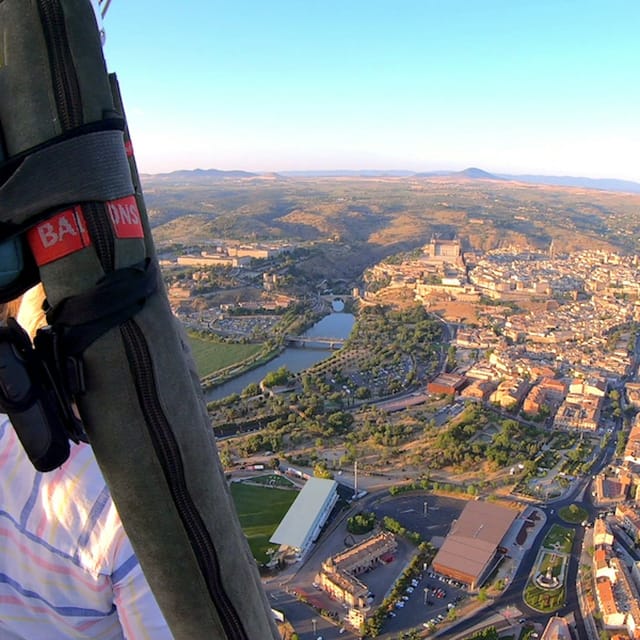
<box><xmin>1</xmin><ymin>2</ymin><xmax>638</xmax><ymax>639</ymax></box>
<box><xmin>161</xmin><ymin>234</ymin><xmax>640</xmax><ymax>640</ymax></box>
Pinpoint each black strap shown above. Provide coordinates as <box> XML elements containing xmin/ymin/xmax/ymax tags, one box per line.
<box><xmin>45</xmin><ymin>258</ymin><xmax>158</xmax><ymax>358</ymax></box>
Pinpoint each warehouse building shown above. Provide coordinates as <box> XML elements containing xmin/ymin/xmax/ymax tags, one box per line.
<box><xmin>270</xmin><ymin>477</ymin><xmax>338</xmax><ymax>560</ymax></box>
<box><xmin>431</xmin><ymin>500</ymin><xmax>519</xmax><ymax>589</ymax></box>
<box><xmin>427</xmin><ymin>373</ymin><xmax>467</xmax><ymax>396</ymax></box>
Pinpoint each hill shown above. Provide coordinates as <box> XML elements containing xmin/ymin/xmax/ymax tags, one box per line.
<box><xmin>498</xmin><ymin>173</ymin><xmax>640</xmax><ymax>194</ymax></box>
<box><xmin>414</xmin><ymin>167</ymin><xmax>504</xmax><ymax>181</ymax></box>
<box><xmin>142</xmin><ymin>173</ymin><xmax>640</xmax><ymax>280</ymax></box>
<box><xmin>143</xmin><ymin>168</ymin><xmax>258</xmax><ymax>181</ymax></box>
<box><xmin>144</xmin><ymin>167</ymin><xmax>640</xmax><ymax>195</ymax></box>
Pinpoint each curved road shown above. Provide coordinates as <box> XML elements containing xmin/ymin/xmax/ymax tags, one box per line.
<box><xmin>438</xmin><ymin>434</ymin><xmax>617</xmax><ymax>639</ymax></box>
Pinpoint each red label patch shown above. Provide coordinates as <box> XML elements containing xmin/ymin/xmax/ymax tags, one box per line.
<box><xmin>106</xmin><ymin>195</ymin><xmax>144</xmax><ymax>239</ymax></box>
<box><xmin>124</xmin><ymin>140</ymin><xmax>134</xmax><ymax>158</ymax></box>
<box><xmin>27</xmin><ymin>207</ymin><xmax>91</xmax><ymax>266</ymax></box>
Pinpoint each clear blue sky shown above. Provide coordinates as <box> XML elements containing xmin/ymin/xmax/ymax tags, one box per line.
<box><xmin>103</xmin><ymin>1</ymin><xmax>639</xmax><ymax>180</ymax></box>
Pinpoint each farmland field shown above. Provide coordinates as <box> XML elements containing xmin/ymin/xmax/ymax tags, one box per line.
<box><xmin>187</xmin><ymin>336</ymin><xmax>263</xmax><ymax>378</ymax></box>
<box><xmin>230</xmin><ymin>481</ymin><xmax>298</xmax><ymax>563</ymax></box>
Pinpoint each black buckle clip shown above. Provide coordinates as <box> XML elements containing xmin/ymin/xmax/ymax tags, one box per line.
<box><xmin>0</xmin><ymin>318</ymin><xmax>85</xmax><ymax>471</ymax></box>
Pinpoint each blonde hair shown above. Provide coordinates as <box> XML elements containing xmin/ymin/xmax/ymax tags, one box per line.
<box><xmin>16</xmin><ymin>284</ymin><xmax>47</xmax><ymax>339</ymax></box>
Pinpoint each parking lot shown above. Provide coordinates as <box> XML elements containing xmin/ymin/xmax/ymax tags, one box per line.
<box><xmin>368</xmin><ymin>492</ymin><xmax>472</xmax><ymax>636</ymax></box>
<box><xmin>371</xmin><ymin>492</ymin><xmax>467</xmax><ymax>546</ymax></box>
<box><xmin>381</xmin><ymin>570</ymin><xmax>469</xmax><ymax>637</ymax></box>
<box><xmin>268</xmin><ymin>490</ymin><xmax>474</xmax><ymax>638</ymax></box>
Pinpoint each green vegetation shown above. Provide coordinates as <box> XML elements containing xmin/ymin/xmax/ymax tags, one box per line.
<box><xmin>524</xmin><ymin>524</ymin><xmax>574</xmax><ymax>612</ymax></box>
<box><xmin>381</xmin><ymin>516</ymin><xmax>422</xmax><ymax>545</ymax></box>
<box><xmin>208</xmin><ymin>304</ymin><xmax>444</xmax><ymax>467</ymax></box>
<box><xmin>187</xmin><ymin>334</ymin><xmax>263</xmax><ymax>377</ymax></box>
<box><xmin>616</xmin><ymin>429</ymin><xmax>630</xmax><ymax>457</ymax></box>
<box><xmin>543</xmin><ymin>524</ymin><xmax>575</xmax><ymax>554</ymax></box>
<box><xmin>432</xmin><ymin>404</ymin><xmax>543</xmax><ymax>470</ymax></box>
<box><xmin>313</xmin><ymin>460</ymin><xmax>334</xmax><ymax>479</ymax></box>
<box><xmin>263</xmin><ymin>365</ymin><xmax>292</xmax><ymax>388</ymax></box>
<box><xmin>523</xmin><ymin>579</ymin><xmax>565</xmax><ymax>613</ymax></box>
<box><xmin>347</xmin><ymin>511</ymin><xmax>376</xmax><ymax>534</ymax></box>
<box><xmin>461</xmin><ymin>627</ymin><xmax>503</xmax><ymax>639</ymax></box>
<box><xmin>559</xmin><ymin>503</ymin><xmax>588</xmax><ymax>524</ymax></box>
<box><xmin>229</xmin><ymin>482</ymin><xmax>297</xmax><ymax>563</ymax></box>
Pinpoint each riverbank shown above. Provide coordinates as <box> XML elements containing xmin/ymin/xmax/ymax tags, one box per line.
<box><xmin>201</xmin><ymin>343</ymin><xmax>283</xmax><ymax>392</ymax></box>
<box><xmin>203</xmin><ymin>311</ymin><xmax>356</xmax><ymax>402</ymax></box>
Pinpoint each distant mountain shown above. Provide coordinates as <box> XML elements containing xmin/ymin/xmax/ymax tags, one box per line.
<box><xmin>141</xmin><ymin>167</ymin><xmax>640</xmax><ymax>195</ymax></box>
<box><xmin>143</xmin><ymin>168</ymin><xmax>258</xmax><ymax>180</ymax></box>
<box><xmin>497</xmin><ymin>174</ymin><xmax>640</xmax><ymax>194</ymax></box>
<box><xmin>278</xmin><ymin>169</ymin><xmax>415</xmax><ymax>178</ymax></box>
<box><xmin>458</xmin><ymin>167</ymin><xmax>505</xmax><ymax>180</ymax></box>
<box><xmin>414</xmin><ymin>167</ymin><xmax>504</xmax><ymax>180</ymax></box>
<box><xmin>412</xmin><ymin>168</ymin><xmax>640</xmax><ymax>193</ymax></box>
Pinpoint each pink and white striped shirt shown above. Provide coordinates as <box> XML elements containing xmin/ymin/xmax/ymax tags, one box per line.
<box><xmin>0</xmin><ymin>414</ymin><xmax>173</xmax><ymax>639</ymax></box>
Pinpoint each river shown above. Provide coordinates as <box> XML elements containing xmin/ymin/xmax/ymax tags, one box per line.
<box><xmin>204</xmin><ymin>306</ymin><xmax>355</xmax><ymax>402</ymax></box>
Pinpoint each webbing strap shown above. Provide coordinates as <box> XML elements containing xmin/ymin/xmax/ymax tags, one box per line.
<box><xmin>0</xmin><ymin>129</ymin><xmax>133</xmax><ymax>230</ymax></box>
<box><xmin>45</xmin><ymin>259</ymin><xmax>158</xmax><ymax>357</ymax></box>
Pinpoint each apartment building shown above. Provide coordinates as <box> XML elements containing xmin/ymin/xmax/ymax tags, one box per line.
<box><xmin>316</xmin><ymin>532</ymin><xmax>397</xmax><ymax>609</ymax></box>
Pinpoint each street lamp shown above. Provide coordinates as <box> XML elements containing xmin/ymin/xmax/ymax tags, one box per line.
<box><xmin>311</xmin><ymin>618</ymin><xmax>316</xmax><ymax>635</ymax></box>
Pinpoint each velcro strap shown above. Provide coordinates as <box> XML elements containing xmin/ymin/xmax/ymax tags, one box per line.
<box><xmin>0</xmin><ymin>129</ymin><xmax>133</xmax><ymax>232</ymax></box>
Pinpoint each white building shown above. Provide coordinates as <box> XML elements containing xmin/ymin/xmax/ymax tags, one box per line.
<box><xmin>270</xmin><ymin>478</ymin><xmax>338</xmax><ymax>560</ymax></box>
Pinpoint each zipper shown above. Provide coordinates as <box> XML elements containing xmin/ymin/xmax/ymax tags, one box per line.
<box><xmin>37</xmin><ymin>0</ymin><xmax>83</xmax><ymax>131</ymax></box>
<box><xmin>121</xmin><ymin>320</ymin><xmax>247</xmax><ymax>640</ymax></box>
<box><xmin>86</xmin><ymin>204</ymin><xmax>247</xmax><ymax>639</ymax></box>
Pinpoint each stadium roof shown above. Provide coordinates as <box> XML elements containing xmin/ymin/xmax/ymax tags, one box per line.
<box><xmin>270</xmin><ymin>477</ymin><xmax>337</xmax><ymax>550</ymax></box>
<box><xmin>432</xmin><ymin>500</ymin><xmax>518</xmax><ymax>583</ymax></box>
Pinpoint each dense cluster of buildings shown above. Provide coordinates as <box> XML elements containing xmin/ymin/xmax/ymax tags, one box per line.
<box><xmin>162</xmin><ymin>241</ymin><xmax>295</xmax><ymax>310</ymax></box>
<box><xmin>370</xmin><ymin>245</ymin><xmax>640</xmax><ymax>433</ymax></box>
<box><xmin>591</xmin><ymin>517</ymin><xmax>640</xmax><ymax>638</ymax></box>
<box><xmin>584</xmin><ymin>416</ymin><xmax>640</xmax><ymax>638</ymax></box>
<box><xmin>174</xmin><ymin>242</ymin><xmax>292</xmax><ymax>268</ymax></box>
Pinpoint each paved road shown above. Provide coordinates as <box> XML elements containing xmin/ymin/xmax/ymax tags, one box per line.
<box><xmin>262</xmin><ymin>423</ymin><xmax>618</xmax><ymax>639</ymax></box>
<box><xmin>437</xmin><ymin>432</ymin><xmax>617</xmax><ymax>639</ymax></box>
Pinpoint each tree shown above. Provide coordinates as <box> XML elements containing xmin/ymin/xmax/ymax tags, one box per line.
<box><xmin>327</xmin><ymin>411</ymin><xmax>354</xmax><ymax>433</ymax></box>
<box><xmin>446</xmin><ymin>345</ymin><xmax>457</xmax><ymax>372</ymax></box>
<box><xmin>347</xmin><ymin>512</ymin><xmax>376</xmax><ymax>534</ymax></box>
<box><xmin>313</xmin><ymin>461</ymin><xmax>333</xmax><ymax>479</ymax></box>
<box><xmin>355</xmin><ymin>386</ymin><xmax>371</xmax><ymax>399</ymax></box>
<box><xmin>263</xmin><ymin>366</ymin><xmax>291</xmax><ymax>388</ymax></box>
<box><xmin>219</xmin><ymin>448</ymin><xmax>233</xmax><ymax>469</ymax></box>
<box><xmin>241</xmin><ymin>382</ymin><xmax>260</xmax><ymax>398</ymax></box>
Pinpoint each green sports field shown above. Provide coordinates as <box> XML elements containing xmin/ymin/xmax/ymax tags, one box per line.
<box><xmin>187</xmin><ymin>336</ymin><xmax>263</xmax><ymax>378</ymax></box>
<box><xmin>230</xmin><ymin>482</ymin><xmax>298</xmax><ymax>564</ymax></box>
